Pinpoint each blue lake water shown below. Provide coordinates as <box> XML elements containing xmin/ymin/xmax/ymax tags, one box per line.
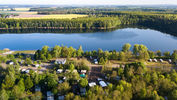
<box><xmin>0</xmin><ymin>28</ymin><xmax>177</xmax><ymax>52</ymax></box>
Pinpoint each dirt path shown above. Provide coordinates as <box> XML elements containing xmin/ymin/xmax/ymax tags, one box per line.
<box><xmin>88</xmin><ymin>64</ymin><xmax>103</xmax><ymax>82</ymax></box>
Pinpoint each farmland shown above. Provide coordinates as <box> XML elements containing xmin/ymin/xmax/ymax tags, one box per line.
<box><xmin>0</xmin><ymin>7</ymin><xmax>87</xmax><ymax>19</ymax></box>
<box><xmin>9</xmin><ymin>14</ymin><xmax>88</xmax><ymax>19</ymax></box>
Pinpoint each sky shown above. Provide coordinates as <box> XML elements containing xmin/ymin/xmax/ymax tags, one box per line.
<box><xmin>1</xmin><ymin>0</ymin><xmax>177</xmax><ymax>5</ymax></box>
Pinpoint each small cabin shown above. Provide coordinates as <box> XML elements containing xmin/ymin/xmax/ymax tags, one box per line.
<box><xmin>63</xmin><ymin>77</ymin><xmax>66</xmax><ymax>80</ymax></box>
<box><xmin>97</xmin><ymin>78</ymin><xmax>102</xmax><ymax>81</ymax></box>
<box><xmin>160</xmin><ymin>59</ymin><xmax>163</xmax><ymax>62</ymax></box>
<box><xmin>58</xmin><ymin>80</ymin><xmax>63</xmax><ymax>84</ymax></box>
<box><xmin>153</xmin><ymin>59</ymin><xmax>158</xmax><ymax>62</ymax></box>
<box><xmin>99</xmin><ymin>81</ymin><xmax>107</xmax><ymax>88</ymax></box>
<box><xmin>55</xmin><ymin>59</ymin><xmax>66</xmax><ymax>65</ymax></box>
<box><xmin>90</xmin><ymin>56</ymin><xmax>93</xmax><ymax>59</ymax></box>
<box><xmin>58</xmin><ymin>95</ymin><xmax>64</xmax><ymax>100</ymax></box>
<box><xmin>57</xmin><ymin>69</ymin><xmax>63</xmax><ymax>73</ymax></box>
<box><xmin>72</xmin><ymin>69</ymin><xmax>78</xmax><ymax>73</ymax></box>
<box><xmin>94</xmin><ymin>59</ymin><xmax>98</xmax><ymax>64</ymax></box>
<box><xmin>21</xmin><ymin>69</ymin><xmax>26</xmax><ymax>73</ymax></box>
<box><xmin>115</xmin><ymin>76</ymin><xmax>121</xmax><ymax>81</ymax></box>
<box><xmin>47</xmin><ymin>91</ymin><xmax>54</xmax><ymax>100</ymax></box>
<box><xmin>35</xmin><ymin>64</ymin><xmax>40</xmax><ymax>68</ymax></box>
<box><xmin>35</xmin><ymin>86</ymin><xmax>41</xmax><ymax>92</ymax></box>
<box><xmin>80</xmin><ymin>87</ymin><xmax>86</xmax><ymax>95</ymax></box>
<box><xmin>89</xmin><ymin>82</ymin><xmax>96</xmax><ymax>87</ymax></box>
<box><xmin>25</xmin><ymin>70</ymin><xmax>30</xmax><ymax>73</ymax></box>
<box><xmin>81</xmin><ymin>70</ymin><xmax>87</xmax><ymax>74</ymax></box>
<box><xmin>148</xmin><ymin>59</ymin><xmax>152</xmax><ymax>62</ymax></box>
<box><xmin>47</xmin><ymin>96</ymin><xmax>54</xmax><ymax>100</ymax></box>
<box><xmin>6</xmin><ymin>61</ymin><xmax>14</xmax><ymax>65</ymax></box>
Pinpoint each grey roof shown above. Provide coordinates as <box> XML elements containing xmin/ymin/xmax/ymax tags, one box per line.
<box><xmin>99</xmin><ymin>81</ymin><xmax>107</xmax><ymax>87</ymax></box>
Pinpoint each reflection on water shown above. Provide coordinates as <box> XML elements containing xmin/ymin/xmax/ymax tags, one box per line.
<box><xmin>0</xmin><ymin>28</ymin><xmax>177</xmax><ymax>52</ymax></box>
<box><xmin>78</xmin><ymin>30</ymin><xmax>138</xmax><ymax>40</ymax></box>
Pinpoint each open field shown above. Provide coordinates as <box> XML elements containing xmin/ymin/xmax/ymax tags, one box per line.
<box><xmin>9</xmin><ymin>14</ymin><xmax>88</xmax><ymax>19</ymax></box>
<box><xmin>0</xmin><ymin>11</ymin><xmax>37</xmax><ymax>15</ymax></box>
<box><xmin>14</xmin><ymin>8</ymin><xmax>30</xmax><ymax>11</ymax></box>
<box><xmin>146</xmin><ymin>61</ymin><xmax>173</xmax><ymax>67</ymax></box>
<box><xmin>13</xmin><ymin>50</ymin><xmax>36</xmax><ymax>54</ymax></box>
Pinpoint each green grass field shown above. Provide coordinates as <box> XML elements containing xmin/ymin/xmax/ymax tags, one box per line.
<box><xmin>13</xmin><ymin>50</ymin><xmax>36</xmax><ymax>54</ymax></box>
<box><xmin>0</xmin><ymin>50</ymin><xmax>6</xmax><ymax>54</ymax></box>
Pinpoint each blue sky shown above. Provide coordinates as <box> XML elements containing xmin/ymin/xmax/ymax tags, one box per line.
<box><xmin>1</xmin><ymin>0</ymin><xmax>177</xmax><ymax>5</ymax></box>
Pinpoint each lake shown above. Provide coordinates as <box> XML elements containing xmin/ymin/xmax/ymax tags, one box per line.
<box><xmin>0</xmin><ymin>28</ymin><xmax>177</xmax><ymax>52</ymax></box>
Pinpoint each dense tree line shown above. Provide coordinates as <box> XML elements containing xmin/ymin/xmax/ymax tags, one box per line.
<box><xmin>0</xmin><ymin>57</ymin><xmax>177</xmax><ymax>100</ymax></box>
<box><xmin>1</xmin><ymin>11</ymin><xmax>177</xmax><ymax>35</ymax></box>
<box><xmin>34</xmin><ymin>44</ymin><xmax>177</xmax><ymax>65</ymax></box>
<box><xmin>0</xmin><ymin>17</ymin><xmax>121</xmax><ymax>29</ymax></box>
<box><xmin>101</xmin><ymin>62</ymin><xmax>177</xmax><ymax>100</ymax></box>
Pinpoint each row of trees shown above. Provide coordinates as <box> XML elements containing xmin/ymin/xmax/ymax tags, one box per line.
<box><xmin>101</xmin><ymin>62</ymin><xmax>177</xmax><ymax>100</ymax></box>
<box><xmin>1</xmin><ymin>11</ymin><xmax>177</xmax><ymax>34</ymax></box>
<box><xmin>34</xmin><ymin>44</ymin><xmax>177</xmax><ymax>64</ymax></box>
<box><xmin>0</xmin><ymin>17</ymin><xmax>121</xmax><ymax>29</ymax></box>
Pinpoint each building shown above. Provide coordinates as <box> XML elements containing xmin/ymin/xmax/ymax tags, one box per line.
<box><xmin>47</xmin><ymin>91</ymin><xmax>54</xmax><ymax>100</ymax></box>
<box><xmin>58</xmin><ymin>95</ymin><xmax>64</xmax><ymax>100</ymax></box>
<box><xmin>34</xmin><ymin>64</ymin><xmax>40</xmax><ymax>68</ymax></box>
<box><xmin>21</xmin><ymin>69</ymin><xmax>26</xmax><ymax>73</ymax></box>
<box><xmin>81</xmin><ymin>70</ymin><xmax>87</xmax><ymax>74</ymax></box>
<box><xmin>115</xmin><ymin>76</ymin><xmax>121</xmax><ymax>81</ymax></box>
<box><xmin>160</xmin><ymin>59</ymin><xmax>163</xmax><ymax>62</ymax></box>
<box><xmin>6</xmin><ymin>61</ymin><xmax>14</xmax><ymax>65</ymax></box>
<box><xmin>90</xmin><ymin>56</ymin><xmax>93</xmax><ymax>59</ymax></box>
<box><xmin>35</xmin><ymin>86</ymin><xmax>41</xmax><ymax>92</ymax></box>
<box><xmin>149</xmin><ymin>59</ymin><xmax>152</xmax><ymax>62</ymax></box>
<box><xmin>47</xmin><ymin>96</ymin><xmax>54</xmax><ymax>100</ymax></box>
<box><xmin>72</xmin><ymin>69</ymin><xmax>78</xmax><ymax>73</ymax></box>
<box><xmin>58</xmin><ymin>80</ymin><xmax>63</xmax><ymax>84</ymax></box>
<box><xmin>57</xmin><ymin>69</ymin><xmax>63</xmax><ymax>73</ymax></box>
<box><xmin>80</xmin><ymin>87</ymin><xmax>86</xmax><ymax>95</ymax></box>
<box><xmin>153</xmin><ymin>59</ymin><xmax>158</xmax><ymax>62</ymax></box>
<box><xmin>25</xmin><ymin>70</ymin><xmax>30</xmax><ymax>73</ymax></box>
<box><xmin>97</xmin><ymin>78</ymin><xmax>102</xmax><ymax>81</ymax></box>
<box><xmin>55</xmin><ymin>59</ymin><xmax>66</xmax><ymax>65</ymax></box>
<box><xmin>94</xmin><ymin>59</ymin><xmax>98</xmax><ymax>64</ymax></box>
<box><xmin>89</xmin><ymin>82</ymin><xmax>96</xmax><ymax>87</ymax></box>
<box><xmin>99</xmin><ymin>81</ymin><xmax>107</xmax><ymax>88</ymax></box>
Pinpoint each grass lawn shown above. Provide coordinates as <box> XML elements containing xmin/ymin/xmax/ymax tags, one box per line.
<box><xmin>70</xmin><ymin>58</ymin><xmax>91</xmax><ymax>65</ymax></box>
<box><xmin>13</xmin><ymin>50</ymin><xmax>36</xmax><ymax>54</ymax></box>
<box><xmin>0</xmin><ymin>50</ymin><xmax>5</xmax><ymax>54</ymax></box>
<box><xmin>146</xmin><ymin>61</ymin><xmax>172</xmax><ymax>67</ymax></box>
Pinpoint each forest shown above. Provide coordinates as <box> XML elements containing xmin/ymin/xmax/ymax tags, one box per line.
<box><xmin>0</xmin><ymin>44</ymin><xmax>177</xmax><ymax>100</ymax></box>
<box><xmin>0</xmin><ymin>10</ymin><xmax>177</xmax><ymax>33</ymax></box>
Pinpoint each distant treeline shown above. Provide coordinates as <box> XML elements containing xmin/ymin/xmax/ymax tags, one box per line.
<box><xmin>0</xmin><ymin>17</ymin><xmax>121</xmax><ymax>29</ymax></box>
<box><xmin>0</xmin><ymin>12</ymin><xmax>177</xmax><ymax>34</ymax></box>
<box><xmin>31</xmin><ymin>7</ymin><xmax>177</xmax><ymax>15</ymax></box>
